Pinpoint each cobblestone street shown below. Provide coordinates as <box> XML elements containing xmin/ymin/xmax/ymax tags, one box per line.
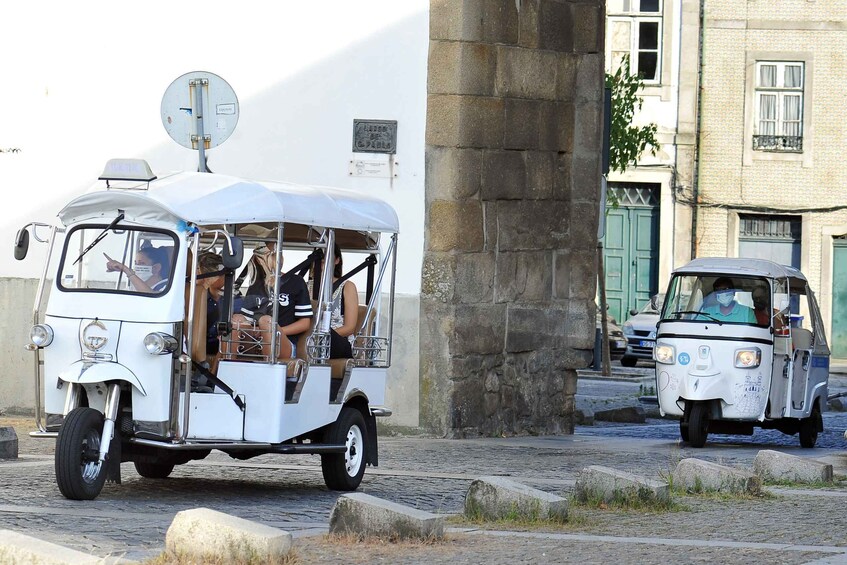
<box><xmin>2</xmin><ymin>402</ymin><xmax>846</xmax><ymax>563</ymax></box>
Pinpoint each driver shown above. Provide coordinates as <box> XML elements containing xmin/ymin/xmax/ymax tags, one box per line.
<box><xmin>700</xmin><ymin>277</ymin><xmax>756</xmax><ymax>323</ymax></box>
<box><xmin>104</xmin><ymin>245</ymin><xmax>170</xmax><ymax>293</ymax></box>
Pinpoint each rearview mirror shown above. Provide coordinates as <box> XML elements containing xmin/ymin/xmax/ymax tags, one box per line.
<box><xmin>13</xmin><ymin>228</ymin><xmax>29</xmax><ymax>261</ymax></box>
<box><xmin>630</xmin><ymin>309</ymin><xmax>638</xmax><ymax>316</ymax></box>
<box><xmin>222</xmin><ymin>236</ymin><xmax>243</xmax><ymax>269</ymax></box>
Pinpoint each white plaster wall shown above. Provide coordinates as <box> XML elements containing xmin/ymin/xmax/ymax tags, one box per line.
<box><xmin>0</xmin><ymin>1</ymin><xmax>428</xmax><ymax>423</ymax></box>
<box><xmin>1</xmin><ymin>0</ymin><xmax>428</xmax><ymax>295</ymax></box>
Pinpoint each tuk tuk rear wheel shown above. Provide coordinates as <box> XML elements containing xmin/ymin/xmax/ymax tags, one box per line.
<box><xmin>679</xmin><ymin>418</ymin><xmax>690</xmax><ymax>442</ymax></box>
<box><xmin>134</xmin><ymin>460</ymin><xmax>175</xmax><ymax>479</ymax></box>
<box><xmin>55</xmin><ymin>407</ymin><xmax>108</xmax><ymax>500</ymax></box>
<box><xmin>687</xmin><ymin>403</ymin><xmax>709</xmax><ymax>448</ymax></box>
<box><xmin>321</xmin><ymin>406</ymin><xmax>367</xmax><ymax>491</ymax></box>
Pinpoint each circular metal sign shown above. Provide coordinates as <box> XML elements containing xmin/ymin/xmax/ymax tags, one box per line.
<box><xmin>160</xmin><ymin>71</ymin><xmax>239</xmax><ymax>150</ymax></box>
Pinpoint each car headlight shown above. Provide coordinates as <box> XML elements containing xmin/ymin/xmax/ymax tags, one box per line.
<box><xmin>654</xmin><ymin>344</ymin><xmax>675</xmax><ymax>364</ymax></box>
<box><xmin>143</xmin><ymin>332</ymin><xmax>178</xmax><ymax>355</ymax></box>
<box><xmin>735</xmin><ymin>348</ymin><xmax>761</xmax><ymax>369</ymax></box>
<box><xmin>623</xmin><ymin>323</ymin><xmax>634</xmax><ymax>336</ymax></box>
<box><xmin>648</xmin><ymin>330</ymin><xmax>656</xmax><ymax>339</ymax></box>
<box><xmin>30</xmin><ymin>324</ymin><xmax>54</xmax><ymax>347</ymax></box>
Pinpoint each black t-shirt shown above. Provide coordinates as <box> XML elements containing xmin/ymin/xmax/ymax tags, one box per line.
<box><xmin>269</xmin><ymin>275</ymin><xmax>313</xmax><ymax>341</ymax></box>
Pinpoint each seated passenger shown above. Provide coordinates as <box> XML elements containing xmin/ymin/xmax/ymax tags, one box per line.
<box><xmin>198</xmin><ymin>252</ymin><xmax>226</xmax><ymax>368</ymax></box>
<box><xmin>228</xmin><ymin>242</ymin><xmax>312</xmax><ymax>360</ymax></box>
<box><xmin>104</xmin><ymin>245</ymin><xmax>170</xmax><ymax>293</ymax></box>
<box><xmin>326</xmin><ymin>244</ymin><xmax>359</xmax><ymax>358</ymax></box>
<box><xmin>752</xmin><ymin>286</ymin><xmax>787</xmax><ymax>333</ymax></box>
<box><xmin>700</xmin><ymin>277</ymin><xmax>756</xmax><ymax>323</ymax></box>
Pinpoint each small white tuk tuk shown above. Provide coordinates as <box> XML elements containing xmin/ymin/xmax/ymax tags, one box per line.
<box><xmin>655</xmin><ymin>258</ymin><xmax>828</xmax><ymax>448</ymax></box>
<box><xmin>16</xmin><ymin>158</ymin><xmax>399</xmax><ymax>500</ymax></box>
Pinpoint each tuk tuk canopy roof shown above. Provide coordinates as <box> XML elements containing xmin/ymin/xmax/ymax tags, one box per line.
<box><xmin>673</xmin><ymin>258</ymin><xmax>806</xmax><ymax>281</ymax></box>
<box><xmin>58</xmin><ymin>172</ymin><xmax>400</xmax><ymax>235</ymax></box>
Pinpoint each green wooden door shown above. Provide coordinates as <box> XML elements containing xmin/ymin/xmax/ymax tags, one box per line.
<box><xmin>831</xmin><ymin>241</ymin><xmax>847</xmax><ymax>357</ymax></box>
<box><xmin>603</xmin><ymin>184</ymin><xmax>659</xmax><ymax>323</ymax></box>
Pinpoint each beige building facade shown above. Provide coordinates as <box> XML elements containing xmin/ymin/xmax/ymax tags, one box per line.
<box><xmin>696</xmin><ymin>0</ymin><xmax>847</xmax><ymax>357</ymax></box>
<box><xmin>605</xmin><ymin>0</ymin><xmax>847</xmax><ymax>358</ymax></box>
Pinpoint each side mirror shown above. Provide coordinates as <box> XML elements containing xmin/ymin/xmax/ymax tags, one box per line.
<box><xmin>222</xmin><ymin>236</ymin><xmax>244</xmax><ymax>269</ymax></box>
<box><xmin>13</xmin><ymin>228</ymin><xmax>29</xmax><ymax>261</ymax></box>
<box><xmin>630</xmin><ymin>309</ymin><xmax>638</xmax><ymax>317</ymax></box>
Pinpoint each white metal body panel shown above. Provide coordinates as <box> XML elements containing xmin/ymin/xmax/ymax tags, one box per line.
<box><xmin>216</xmin><ymin>361</ymin><xmax>291</xmax><ymax>443</ymax></box>
<box><xmin>178</xmin><ymin>392</ymin><xmax>245</xmax><ymax>440</ymax></box>
<box><xmin>343</xmin><ymin>367</ymin><xmax>387</xmax><ymax>406</ymax></box>
<box><xmin>656</xmin><ymin>322</ymin><xmax>774</xmax><ymax>420</ymax></box>
<box><xmin>43</xmin><ymin>315</ymin><xmax>175</xmax><ymax>422</ymax></box>
<box><xmin>280</xmin><ymin>366</ymin><xmax>337</xmax><ymax>441</ymax></box>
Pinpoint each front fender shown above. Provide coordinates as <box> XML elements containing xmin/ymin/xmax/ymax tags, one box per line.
<box><xmin>59</xmin><ymin>361</ymin><xmax>147</xmax><ymax>396</ymax></box>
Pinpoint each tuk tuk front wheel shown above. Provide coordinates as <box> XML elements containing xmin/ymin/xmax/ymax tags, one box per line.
<box><xmin>55</xmin><ymin>407</ymin><xmax>108</xmax><ymax>500</ymax></box>
<box><xmin>799</xmin><ymin>403</ymin><xmax>821</xmax><ymax>448</ymax></box>
<box><xmin>321</xmin><ymin>405</ymin><xmax>367</xmax><ymax>491</ymax></box>
<box><xmin>687</xmin><ymin>403</ymin><xmax>709</xmax><ymax>448</ymax></box>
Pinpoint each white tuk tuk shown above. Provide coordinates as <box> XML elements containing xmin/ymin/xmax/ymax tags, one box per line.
<box><xmin>655</xmin><ymin>258</ymin><xmax>828</xmax><ymax>448</ymax></box>
<box><xmin>16</xmin><ymin>158</ymin><xmax>399</xmax><ymax>500</ymax></box>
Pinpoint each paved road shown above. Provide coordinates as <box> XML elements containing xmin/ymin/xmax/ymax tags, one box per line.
<box><xmin>2</xmin><ymin>412</ymin><xmax>846</xmax><ymax>564</ymax></box>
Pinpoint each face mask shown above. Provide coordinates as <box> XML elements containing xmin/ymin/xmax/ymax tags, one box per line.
<box><xmin>133</xmin><ymin>264</ymin><xmax>153</xmax><ymax>281</ymax></box>
<box><xmin>716</xmin><ymin>290</ymin><xmax>734</xmax><ymax>307</ymax></box>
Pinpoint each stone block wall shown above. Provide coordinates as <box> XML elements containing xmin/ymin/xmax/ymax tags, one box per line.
<box><xmin>422</xmin><ymin>0</ymin><xmax>604</xmax><ymax>436</ymax></box>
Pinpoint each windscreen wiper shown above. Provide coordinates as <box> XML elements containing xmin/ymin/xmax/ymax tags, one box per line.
<box><xmin>673</xmin><ymin>310</ymin><xmax>723</xmax><ymax>325</ymax></box>
<box><xmin>72</xmin><ymin>213</ymin><xmax>125</xmax><ymax>265</ymax></box>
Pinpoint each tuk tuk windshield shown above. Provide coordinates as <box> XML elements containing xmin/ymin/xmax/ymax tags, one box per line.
<box><xmin>58</xmin><ymin>225</ymin><xmax>177</xmax><ymax>296</ymax></box>
<box><xmin>661</xmin><ymin>274</ymin><xmax>771</xmax><ymax>328</ymax></box>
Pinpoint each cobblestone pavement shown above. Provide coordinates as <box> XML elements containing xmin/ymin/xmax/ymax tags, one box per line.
<box><xmin>2</xmin><ymin>396</ymin><xmax>847</xmax><ymax>564</ymax></box>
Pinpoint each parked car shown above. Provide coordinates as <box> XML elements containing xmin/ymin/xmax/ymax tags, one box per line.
<box><xmin>596</xmin><ymin>309</ymin><xmax>627</xmax><ymax>361</ymax></box>
<box><xmin>621</xmin><ymin>294</ymin><xmax>664</xmax><ymax>367</ymax></box>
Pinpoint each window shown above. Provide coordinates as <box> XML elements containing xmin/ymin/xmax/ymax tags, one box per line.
<box><xmin>753</xmin><ymin>62</ymin><xmax>804</xmax><ymax>152</ymax></box>
<box><xmin>607</xmin><ymin>0</ymin><xmax>662</xmax><ymax>83</ymax></box>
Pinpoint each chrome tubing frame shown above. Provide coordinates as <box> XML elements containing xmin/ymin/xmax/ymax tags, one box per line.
<box><xmin>31</xmin><ymin>225</ymin><xmax>58</xmax><ymax>433</ymax></box>
<box><xmin>269</xmin><ymin>223</ymin><xmax>284</xmax><ymax>365</ymax></box>
<box><xmin>178</xmin><ymin>233</ymin><xmax>201</xmax><ymax>442</ymax></box>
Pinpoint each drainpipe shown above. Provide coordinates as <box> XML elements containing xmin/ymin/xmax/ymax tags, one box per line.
<box><xmin>691</xmin><ymin>0</ymin><xmax>706</xmax><ymax>260</ymax></box>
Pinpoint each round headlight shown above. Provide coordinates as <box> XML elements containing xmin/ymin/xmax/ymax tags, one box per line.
<box><xmin>30</xmin><ymin>324</ymin><xmax>54</xmax><ymax>347</ymax></box>
<box><xmin>144</xmin><ymin>332</ymin><xmax>177</xmax><ymax>355</ymax></box>
<box><xmin>735</xmin><ymin>348</ymin><xmax>761</xmax><ymax>368</ymax></box>
<box><xmin>654</xmin><ymin>344</ymin><xmax>675</xmax><ymax>364</ymax></box>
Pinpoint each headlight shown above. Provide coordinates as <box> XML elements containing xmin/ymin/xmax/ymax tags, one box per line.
<box><xmin>623</xmin><ymin>323</ymin><xmax>634</xmax><ymax>336</ymax></box>
<box><xmin>735</xmin><ymin>348</ymin><xmax>761</xmax><ymax>368</ymax></box>
<box><xmin>143</xmin><ymin>332</ymin><xmax>178</xmax><ymax>355</ymax></box>
<box><xmin>30</xmin><ymin>324</ymin><xmax>54</xmax><ymax>347</ymax></box>
<box><xmin>648</xmin><ymin>330</ymin><xmax>656</xmax><ymax>339</ymax></box>
<box><xmin>654</xmin><ymin>344</ymin><xmax>675</xmax><ymax>364</ymax></box>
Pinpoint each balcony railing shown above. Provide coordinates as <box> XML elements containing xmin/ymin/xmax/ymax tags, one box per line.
<box><xmin>752</xmin><ymin>135</ymin><xmax>803</xmax><ymax>152</ymax></box>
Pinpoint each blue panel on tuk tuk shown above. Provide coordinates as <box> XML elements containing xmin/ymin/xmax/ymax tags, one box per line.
<box><xmin>812</xmin><ymin>357</ymin><xmax>828</xmax><ymax>369</ymax></box>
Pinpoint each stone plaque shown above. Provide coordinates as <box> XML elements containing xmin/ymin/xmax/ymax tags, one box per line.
<box><xmin>353</xmin><ymin>119</ymin><xmax>397</xmax><ymax>154</ymax></box>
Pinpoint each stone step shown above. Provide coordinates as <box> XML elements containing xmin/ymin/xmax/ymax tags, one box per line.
<box><xmin>329</xmin><ymin>492</ymin><xmax>444</xmax><ymax>539</ymax></box>
<box><xmin>166</xmin><ymin>507</ymin><xmax>292</xmax><ymax>562</ymax></box>
<box><xmin>672</xmin><ymin>458</ymin><xmax>761</xmax><ymax>494</ymax></box>
<box><xmin>465</xmin><ymin>476</ymin><xmax>568</xmax><ymax>521</ymax></box>
<box><xmin>754</xmin><ymin>450</ymin><xmax>834</xmax><ymax>483</ymax></box>
<box><xmin>0</xmin><ymin>529</ymin><xmax>110</xmax><ymax>564</ymax></box>
<box><xmin>0</xmin><ymin>427</ymin><xmax>18</xmax><ymax>460</ymax></box>
<box><xmin>575</xmin><ymin>465</ymin><xmax>669</xmax><ymax>503</ymax></box>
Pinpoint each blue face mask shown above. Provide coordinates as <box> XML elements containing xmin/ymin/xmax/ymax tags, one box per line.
<box><xmin>716</xmin><ymin>290</ymin><xmax>735</xmax><ymax>307</ymax></box>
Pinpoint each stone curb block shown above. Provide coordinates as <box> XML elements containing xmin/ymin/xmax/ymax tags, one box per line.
<box><xmin>166</xmin><ymin>507</ymin><xmax>291</xmax><ymax>561</ymax></box>
<box><xmin>465</xmin><ymin>476</ymin><xmax>568</xmax><ymax>521</ymax></box>
<box><xmin>575</xmin><ymin>465</ymin><xmax>669</xmax><ymax>503</ymax></box>
<box><xmin>574</xmin><ymin>408</ymin><xmax>594</xmax><ymax>426</ymax></box>
<box><xmin>0</xmin><ymin>427</ymin><xmax>18</xmax><ymax>460</ymax></box>
<box><xmin>0</xmin><ymin>529</ymin><xmax>108</xmax><ymax>564</ymax></box>
<box><xmin>330</xmin><ymin>493</ymin><xmax>444</xmax><ymax>539</ymax></box>
<box><xmin>754</xmin><ymin>450</ymin><xmax>833</xmax><ymax>483</ymax></box>
<box><xmin>672</xmin><ymin>458</ymin><xmax>761</xmax><ymax>494</ymax></box>
<box><xmin>593</xmin><ymin>405</ymin><xmax>646</xmax><ymax>423</ymax></box>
